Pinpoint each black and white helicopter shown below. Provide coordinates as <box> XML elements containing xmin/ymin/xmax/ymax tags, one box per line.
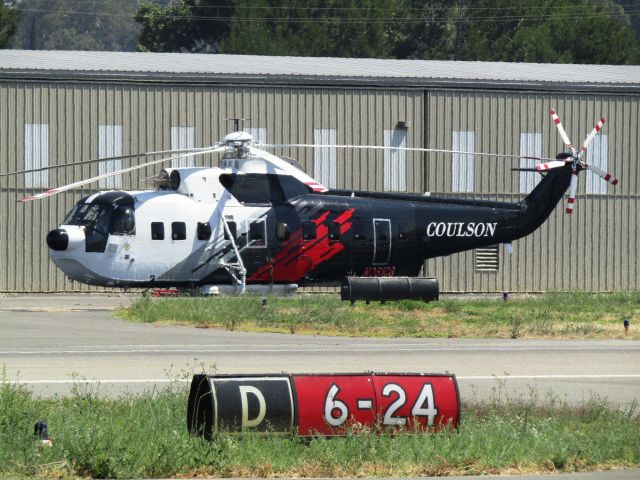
<box><xmin>4</xmin><ymin>110</ymin><xmax>618</xmax><ymax>295</ymax></box>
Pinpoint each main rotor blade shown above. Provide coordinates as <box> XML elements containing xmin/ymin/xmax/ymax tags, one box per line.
<box><xmin>586</xmin><ymin>163</ymin><xmax>619</xmax><ymax>185</ymax></box>
<box><xmin>566</xmin><ymin>172</ymin><xmax>578</xmax><ymax>214</ymax></box>
<box><xmin>0</xmin><ymin>147</ymin><xmax>218</xmax><ymax>178</ymax></box>
<box><xmin>262</xmin><ymin>144</ymin><xmax>557</xmax><ymax>162</ymax></box>
<box><xmin>580</xmin><ymin>117</ymin><xmax>606</xmax><ymax>155</ymax></box>
<box><xmin>19</xmin><ymin>146</ymin><xmax>226</xmax><ymax>203</ymax></box>
<box><xmin>550</xmin><ymin>109</ymin><xmax>575</xmax><ymax>155</ymax></box>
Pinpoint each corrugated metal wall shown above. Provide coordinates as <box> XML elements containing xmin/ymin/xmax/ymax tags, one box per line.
<box><xmin>0</xmin><ymin>80</ymin><xmax>637</xmax><ymax>292</ymax></box>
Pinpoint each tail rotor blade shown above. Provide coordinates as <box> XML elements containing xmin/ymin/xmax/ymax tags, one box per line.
<box><xmin>550</xmin><ymin>109</ymin><xmax>575</xmax><ymax>154</ymax></box>
<box><xmin>566</xmin><ymin>172</ymin><xmax>579</xmax><ymax>214</ymax></box>
<box><xmin>535</xmin><ymin>160</ymin><xmax>569</xmax><ymax>171</ymax></box>
<box><xmin>586</xmin><ymin>163</ymin><xmax>619</xmax><ymax>186</ymax></box>
<box><xmin>580</xmin><ymin>117</ymin><xmax>606</xmax><ymax>155</ymax></box>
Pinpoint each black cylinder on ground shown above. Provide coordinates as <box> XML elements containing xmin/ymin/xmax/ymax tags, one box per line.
<box><xmin>340</xmin><ymin>276</ymin><xmax>439</xmax><ymax>302</ymax></box>
<box><xmin>187</xmin><ymin>374</ymin><xmax>215</xmax><ymax>440</ymax></box>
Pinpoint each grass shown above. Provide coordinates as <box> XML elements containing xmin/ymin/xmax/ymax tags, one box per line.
<box><xmin>117</xmin><ymin>292</ymin><xmax>640</xmax><ymax>339</ymax></box>
<box><xmin>1</xmin><ymin>378</ymin><xmax>638</xmax><ymax>479</ymax></box>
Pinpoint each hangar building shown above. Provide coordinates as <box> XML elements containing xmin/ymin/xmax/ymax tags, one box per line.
<box><xmin>0</xmin><ymin>50</ymin><xmax>638</xmax><ymax>292</ymax></box>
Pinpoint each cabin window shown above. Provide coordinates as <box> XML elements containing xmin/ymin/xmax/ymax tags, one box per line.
<box><xmin>197</xmin><ymin>222</ymin><xmax>211</xmax><ymax>241</ymax></box>
<box><xmin>302</xmin><ymin>221</ymin><xmax>316</xmax><ymax>240</ymax></box>
<box><xmin>224</xmin><ymin>221</ymin><xmax>237</xmax><ymax>240</ymax></box>
<box><xmin>151</xmin><ymin>222</ymin><xmax>164</xmax><ymax>240</ymax></box>
<box><xmin>249</xmin><ymin>219</ymin><xmax>266</xmax><ymax>247</ymax></box>
<box><xmin>172</xmin><ymin>222</ymin><xmax>186</xmax><ymax>240</ymax></box>
<box><xmin>110</xmin><ymin>207</ymin><xmax>135</xmax><ymax>235</ymax></box>
<box><xmin>328</xmin><ymin>223</ymin><xmax>341</xmax><ymax>241</ymax></box>
<box><xmin>475</xmin><ymin>245</ymin><xmax>499</xmax><ymax>272</ymax></box>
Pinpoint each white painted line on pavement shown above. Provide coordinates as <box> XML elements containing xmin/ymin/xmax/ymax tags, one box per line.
<box><xmin>1</xmin><ymin>345</ymin><xmax>638</xmax><ymax>355</ymax></box>
<box><xmin>8</xmin><ymin>374</ymin><xmax>640</xmax><ymax>385</ymax></box>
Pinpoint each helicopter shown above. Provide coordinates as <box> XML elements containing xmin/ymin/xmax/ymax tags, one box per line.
<box><xmin>2</xmin><ymin>110</ymin><xmax>618</xmax><ymax>296</ymax></box>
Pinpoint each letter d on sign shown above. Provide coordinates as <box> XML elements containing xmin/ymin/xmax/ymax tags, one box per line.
<box><xmin>239</xmin><ymin>386</ymin><xmax>266</xmax><ymax>428</ymax></box>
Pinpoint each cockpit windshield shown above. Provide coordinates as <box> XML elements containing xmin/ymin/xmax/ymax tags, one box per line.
<box><xmin>64</xmin><ymin>203</ymin><xmax>111</xmax><ymax>234</ymax></box>
<box><xmin>64</xmin><ymin>202</ymin><xmax>135</xmax><ymax>236</ymax></box>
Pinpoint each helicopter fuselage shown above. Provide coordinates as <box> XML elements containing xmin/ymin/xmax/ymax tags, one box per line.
<box><xmin>46</xmin><ymin>164</ymin><xmax>572</xmax><ymax>289</ymax></box>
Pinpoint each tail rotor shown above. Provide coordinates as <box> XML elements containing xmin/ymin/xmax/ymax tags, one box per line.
<box><xmin>534</xmin><ymin>109</ymin><xmax>619</xmax><ymax>214</ymax></box>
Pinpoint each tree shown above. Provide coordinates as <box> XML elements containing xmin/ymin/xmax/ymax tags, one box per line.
<box><xmin>625</xmin><ymin>0</ymin><xmax>640</xmax><ymax>40</ymax></box>
<box><xmin>391</xmin><ymin>0</ymin><xmax>463</xmax><ymax>60</ymax></box>
<box><xmin>136</xmin><ymin>0</ymin><xmax>236</xmax><ymax>53</ymax></box>
<box><xmin>221</xmin><ymin>0</ymin><xmax>396</xmax><ymax>57</ymax></box>
<box><xmin>455</xmin><ymin>0</ymin><xmax>639</xmax><ymax>64</ymax></box>
<box><xmin>15</xmin><ymin>0</ymin><xmax>139</xmax><ymax>51</ymax></box>
<box><xmin>391</xmin><ymin>0</ymin><xmax>639</xmax><ymax>64</ymax></box>
<box><xmin>132</xmin><ymin>0</ymin><xmax>639</xmax><ymax>64</ymax></box>
<box><xmin>0</xmin><ymin>0</ymin><xmax>19</xmax><ymax>48</ymax></box>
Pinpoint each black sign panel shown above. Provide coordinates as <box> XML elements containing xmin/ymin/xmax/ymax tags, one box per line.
<box><xmin>211</xmin><ymin>377</ymin><xmax>294</xmax><ymax>433</ymax></box>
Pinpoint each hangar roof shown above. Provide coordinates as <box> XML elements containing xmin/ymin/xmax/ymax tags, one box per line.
<box><xmin>1</xmin><ymin>49</ymin><xmax>639</xmax><ymax>93</ymax></box>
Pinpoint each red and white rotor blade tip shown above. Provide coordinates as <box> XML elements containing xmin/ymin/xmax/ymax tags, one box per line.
<box><xmin>586</xmin><ymin>163</ymin><xmax>619</xmax><ymax>186</ymax></box>
<box><xmin>19</xmin><ymin>145</ymin><xmax>226</xmax><ymax>202</ymax></box>
<box><xmin>565</xmin><ymin>172</ymin><xmax>579</xmax><ymax>214</ymax></box>
<box><xmin>550</xmin><ymin>109</ymin><xmax>574</xmax><ymax>153</ymax></box>
<box><xmin>580</xmin><ymin>117</ymin><xmax>606</xmax><ymax>154</ymax></box>
<box><xmin>535</xmin><ymin>160</ymin><xmax>568</xmax><ymax>171</ymax></box>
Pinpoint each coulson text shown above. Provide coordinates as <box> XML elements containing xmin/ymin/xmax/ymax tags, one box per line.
<box><xmin>426</xmin><ymin>222</ymin><xmax>497</xmax><ymax>238</ymax></box>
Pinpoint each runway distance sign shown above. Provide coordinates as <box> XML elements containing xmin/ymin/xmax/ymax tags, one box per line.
<box><xmin>187</xmin><ymin>373</ymin><xmax>459</xmax><ymax>439</ymax></box>
<box><xmin>293</xmin><ymin>373</ymin><xmax>459</xmax><ymax>435</ymax></box>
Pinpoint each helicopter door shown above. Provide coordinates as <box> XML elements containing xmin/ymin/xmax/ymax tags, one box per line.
<box><xmin>373</xmin><ymin>218</ymin><xmax>391</xmax><ymax>265</ymax></box>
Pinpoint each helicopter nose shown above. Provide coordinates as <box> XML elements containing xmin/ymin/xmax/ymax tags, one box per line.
<box><xmin>46</xmin><ymin>229</ymin><xmax>69</xmax><ymax>251</ymax></box>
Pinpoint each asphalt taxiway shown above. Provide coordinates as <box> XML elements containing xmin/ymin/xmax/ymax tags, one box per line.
<box><xmin>0</xmin><ymin>294</ymin><xmax>638</xmax><ymax>404</ymax></box>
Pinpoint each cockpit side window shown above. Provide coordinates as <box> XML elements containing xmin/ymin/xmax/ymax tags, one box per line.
<box><xmin>64</xmin><ymin>202</ymin><xmax>111</xmax><ymax>252</ymax></box>
<box><xmin>110</xmin><ymin>207</ymin><xmax>135</xmax><ymax>235</ymax></box>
